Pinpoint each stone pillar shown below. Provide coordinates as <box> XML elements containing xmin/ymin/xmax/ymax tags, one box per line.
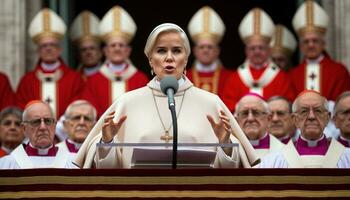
<box><xmin>322</xmin><ymin>0</ymin><xmax>350</xmax><ymax>72</ymax></box>
<box><xmin>0</xmin><ymin>0</ymin><xmax>41</xmax><ymax>90</ymax></box>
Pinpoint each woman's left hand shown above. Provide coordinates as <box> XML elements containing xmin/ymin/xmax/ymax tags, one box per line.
<box><xmin>207</xmin><ymin>110</ymin><xmax>232</xmax><ymax>144</ymax></box>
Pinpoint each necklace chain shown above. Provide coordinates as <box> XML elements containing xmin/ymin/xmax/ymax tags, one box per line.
<box><xmin>151</xmin><ymin>89</ymin><xmax>186</xmax><ymax>139</ymax></box>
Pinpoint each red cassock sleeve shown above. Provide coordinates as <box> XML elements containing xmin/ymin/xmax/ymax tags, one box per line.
<box><xmin>80</xmin><ymin>70</ymin><xmax>149</xmax><ymax>117</ymax></box>
<box><xmin>0</xmin><ymin>72</ymin><xmax>16</xmax><ymax>111</ymax></box>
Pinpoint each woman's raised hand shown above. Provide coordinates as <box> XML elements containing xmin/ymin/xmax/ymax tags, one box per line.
<box><xmin>101</xmin><ymin>111</ymin><xmax>127</xmax><ymax>143</ymax></box>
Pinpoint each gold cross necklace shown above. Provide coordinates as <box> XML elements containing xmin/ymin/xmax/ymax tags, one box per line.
<box><xmin>151</xmin><ymin>89</ymin><xmax>186</xmax><ymax>143</ymax></box>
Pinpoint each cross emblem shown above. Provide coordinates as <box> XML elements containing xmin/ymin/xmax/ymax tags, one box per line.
<box><xmin>252</xmin><ymin>82</ymin><xmax>259</xmax><ymax>88</ymax></box>
<box><xmin>309</xmin><ymin>72</ymin><xmax>317</xmax><ymax>80</ymax></box>
<box><xmin>115</xmin><ymin>76</ymin><xmax>122</xmax><ymax>81</ymax></box>
<box><xmin>45</xmin><ymin>97</ymin><xmax>52</xmax><ymax>104</ymax></box>
<box><xmin>160</xmin><ymin>131</ymin><xmax>173</xmax><ymax>143</ymax></box>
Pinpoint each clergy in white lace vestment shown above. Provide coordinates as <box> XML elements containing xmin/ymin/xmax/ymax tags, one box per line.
<box><xmin>56</xmin><ymin>100</ymin><xmax>97</xmax><ymax>163</ymax></box>
<box><xmin>74</xmin><ymin>23</ymin><xmax>259</xmax><ymax>169</ymax></box>
<box><xmin>0</xmin><ymin>101</ymin><xmax>75</xmax><ymax>169</ymax></box>
<box><xmin>260</xmin><ymin>90</ymin><xmax>350</xmax><ymax>168</ymax></box>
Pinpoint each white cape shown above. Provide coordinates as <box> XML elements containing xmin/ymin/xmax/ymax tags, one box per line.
<box><xmin>74</xmin><ymin>77</ymin><xmax>259</xmax><ymax>168</ymax></box>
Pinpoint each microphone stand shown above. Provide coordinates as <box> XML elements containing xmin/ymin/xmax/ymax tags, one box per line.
<box><xmin>160</xmin><ymin>76</ymin><xmax>179</xmax><ymax>169</ymax></box>
<box><xmin>169</xmin><ymin>105</ymin><xmax>177</xmax><ymax>169</ymax></box>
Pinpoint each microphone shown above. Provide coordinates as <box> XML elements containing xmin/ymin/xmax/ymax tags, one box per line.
<box><xmin>160</xmin><ymin>76</ymin><xmax>179</xmax><ymax>169</ymax></box>
<box><xmin>160</xmin><ymin>76</ymin><xmax>179</xmax><ymax>109</ymax></box>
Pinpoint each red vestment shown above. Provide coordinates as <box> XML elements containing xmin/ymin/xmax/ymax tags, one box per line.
<box><xmin>290</xmin><ymin>54</ymin><xmax>350</xmax><ymax>100</ymax></box>
<box><xmin>80</xmin><ymin>63</ymin><xmax>149</xmax><ymax>117</ymax></box>
<box><xmin>187</xmin><ymin>65</ymin><xmax>233</xmax><ymax>99</ymax></box>
<box><xmin>222</xmin><ymin>62</ymin><xmax>296</xmax><ymax>112</ymax></box>
<box><xmin>16</xmin><ymin>59</ymin><xmax>85</xmax><ymax>118</ymax></box>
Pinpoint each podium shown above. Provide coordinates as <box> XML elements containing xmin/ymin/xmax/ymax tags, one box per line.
<box><xmin>1</xmin><ymin>168</ymin><xmax>350</xmax><ymax>199</ymax></box>
<box><xmin>96</xmin><ymin>142</ymin><xmax>239</xmax><ymax>169</ymax></box>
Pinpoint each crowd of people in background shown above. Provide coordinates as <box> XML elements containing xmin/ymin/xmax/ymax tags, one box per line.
<box><xmin>0</xmin><ymin>0</ymin><xmax>350</xmax><ymax>169</ymax></box>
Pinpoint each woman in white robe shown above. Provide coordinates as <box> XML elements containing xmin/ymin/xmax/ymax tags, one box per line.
<box><xmin>74</xmin><ymin>23</ymin><xmax>259</xmax><ymax>168</ymax></box>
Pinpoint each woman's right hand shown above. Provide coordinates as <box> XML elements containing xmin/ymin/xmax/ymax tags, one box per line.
<box><xmin>101</xmin><ymin>111</ymin><xmax>127</xmax><ymax>143</ymax></box>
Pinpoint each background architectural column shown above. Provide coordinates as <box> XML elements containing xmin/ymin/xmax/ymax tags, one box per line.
<box><xmin>0</xmin><ymin>0</ymin><xmax>41</xmax><ymax>90</ymax></box>
<box><xmin>322</xmin><ymin>0</ymin><xmax>350</xmax><ymax>72</ymax></box>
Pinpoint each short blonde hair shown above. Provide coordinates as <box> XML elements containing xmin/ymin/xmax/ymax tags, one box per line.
<box><xmin>144</xmin><ymin>23</ymin><xmax>191</xmax><ymax>58</ymax></box>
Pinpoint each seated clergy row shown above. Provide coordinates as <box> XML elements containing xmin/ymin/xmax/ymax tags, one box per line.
<box><xmin>0</xmin><ymin>100</ymin><xmax>96</xmax><ymax>168</ymax></box>
<box><xmin>0</xmin><ymin>22</ymin><xmax>349</xmax><ymax>169</ymax></box>
<box><xmin>1</xmin><ymin>0</ymin><xmax>349</xmax><ymax>121</ymax></box>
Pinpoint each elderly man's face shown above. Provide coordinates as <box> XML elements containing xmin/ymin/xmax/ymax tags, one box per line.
<box><xmin>79</xmin><ymin>40</ymin><xmax>102</xmax><ymax>67</ymax></box>
<box><xmin>64</xmin><ymin>104</ymin><xmax>95</xmax><ymax>143</ymax></box>
<box><xmin>299</xmin><ymin>32</ymin><xmax>325</xmax><ymax>60</ymax></box>
<box><xmin>268</xmin><ymin>99</ymin><xmax>294</xmax><ymax>139</ymax></box>
<box><xmin>193</xmin><ymin>39</ymin><xmax>220</xmax><ymax>66</ymax></box>
<box><xmin>22</xmin><ymin>103</ymin><xmax>56</xmax><ymax>148</ymax></box>
<box><xmin>293</xmin><ymin>93</ymin><xmax>330</xmax><ymax>140</ymax></box>
<box><xmin>37</xmin><ymin>37</ymin><xmax>62</xmax><ymax>64</ymax></box>
<box><xmin>333</xmin><ymin>95</ymin><xmax>350</xmax><ymax>138</ymax></box>
<box><xmin>245</xmin><ymin>38</ymin><xmax>271</xmax><ymax>66</ymax></box>
<box><xmin>104</xmin><ymin>37</ymin><xmax>131</xmax><ymax>65</ymax></box>
<box><xmin>236</xmin><ymin>96</ymin><xmax>269</xmax><ymax>140</ymax></box>
<box><xmin>0</xmin><ymin>114</ymin><xmax>24</xmax><ymax>148</ymax></box>
<box><xmin>271</xmin><ymin>51</ymin><xmax>289</xmax><ymax>70</ymax></box>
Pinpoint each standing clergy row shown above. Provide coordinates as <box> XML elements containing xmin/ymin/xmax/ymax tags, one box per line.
<box><xmin>0</xmin><ymin>1</ymin><xmax>349</xmax><ymax>135</ymax></box>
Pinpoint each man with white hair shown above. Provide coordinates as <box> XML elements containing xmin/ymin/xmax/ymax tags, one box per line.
<box><xmin>260</xmin><ymin>90</ymin><xmax>350</xmax><ymax>168</ymax></box>
<box><xmin>333</xmin><ymin>91</ymin><xmax>350</xmax><ymax>147</ymax></box>
<box><xmin>0</xmin><ymin>101</ymin><xmax>74</xmax><ymax>169</ymax></box>
<box><xmin>57</xmin><ymin>100</ymin><xmax>97</xmax><ymax>160</ymax></box>
<box><xmin>235</xmin><ymin>93</ymin><xmax>284</xmax><ymax>159</ymax></box>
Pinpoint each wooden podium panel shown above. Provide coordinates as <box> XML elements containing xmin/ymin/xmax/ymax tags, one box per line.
<box><xmin>1</xmin><ymin>169</ymin><xmax>350</xmax><ymax>199</ymax></box>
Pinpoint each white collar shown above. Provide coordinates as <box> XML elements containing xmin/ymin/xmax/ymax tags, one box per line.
<box><xmin>279</xmin><ymin>134</ymin><xmax>291</xmax><ymax>141</ymax></box>
<box><xmin>195</xmin><ymin>60</ymin><xmax>218</xmax><ymax>72</ymax></box>
<box><xmin>249</xmin><ymin>132</ymin><xmax>268</xmax><ymax>146</ymax></box>
<box><xmin>41</xmin><ymin>61</ymin><xmax>60</xmax><ymax>71</ymax></box>
<box><xmin>107</xmin><ymin>62</ymin><xmax>127</xmax><ymax>73</ymax></box>
<box><xmin>29</xmin><ymin>143</ymin><xmax>54</xmax><ymax>155</ymax></box>
<box><xmin>300</xmin><ymin>134</ymin><xmax>325</xmax><ymax>147</ymax></box>
<box><xmin>155</xmin><ymin>76</ymin><xmax>185</xmax><ymax>87</ymax></box>
<box><xmin>83</xmin><ymin>64</ymin><xmax>101</xmax><ymax>76</ymax></box>
<box><xmin>306</xmin><ymin>54</ymin><xmax>324</xmax><ymax>64</ymax></box>
<box><xmin>67</xmin><ymin>138</ymin><xmax>82</xmax><ymax>149</ymax></box>
<box><xmin>247</xmin><ymin>59</ymin><xmax>271</xmax><ymax>70</ymax></box>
